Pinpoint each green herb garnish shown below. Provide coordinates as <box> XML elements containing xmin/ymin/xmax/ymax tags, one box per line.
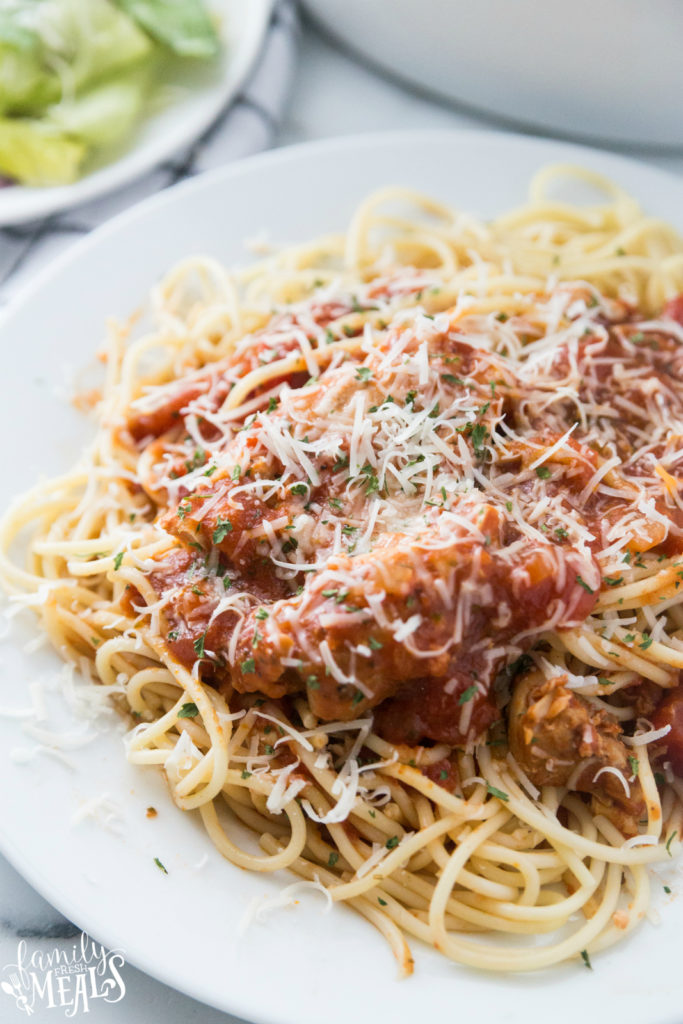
<box><xmin>576</xmin><ymin>575</ymin><xmax>595</xmax><ymax>594</ymax></box>
<box><xmin>212</xmin><ymin>516</ymin><xmax>233</xmax><ymax>543</ymax></box>
<box><xmin>458</xmin><ymin>684</ymin><xmax>477</xmax><ymax>705</ymax></box>
<box><xmin>486</xmin><ymin>784</ymin><xmax>509</xmax><ymax>802</ymax></box>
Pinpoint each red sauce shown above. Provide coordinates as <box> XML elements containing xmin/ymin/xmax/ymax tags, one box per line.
<box><xmin>664</xmin><ymin>294</ymin><xmax>683</xmax><ymax>326</ymax></box>
<box><xmin>147</xmin><ymin>546</ymin><xmax>291</xmax><ymax>680</ymax></box>
<box><xmin>377</xmin><ymin>677</ymin><xmax>500</xmax><ymax>746</ymax></box>
<box><xmin>126</xmin><ymin>301</ymin><xmax>355</xmax><ymax>444</ymax></box>
<box><xmin>653</xmin><ymin>682</ymin><xmax>683</xmax><ymax>775</ymax></box>
<box><xmin>422</xmin><ymin>756</ymin><xmax>460</xmax><ymax>792</ymax></box>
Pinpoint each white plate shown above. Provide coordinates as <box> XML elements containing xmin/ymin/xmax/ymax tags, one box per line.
<box><xmin>1</xmin><ymin>131</ymin><xmax>682</xmax><ymax>1024</ymax></box>
<box><xmin>0</xmin><ymin>0</ymin><xmax>273</xmax><ymax>226</ymax></box>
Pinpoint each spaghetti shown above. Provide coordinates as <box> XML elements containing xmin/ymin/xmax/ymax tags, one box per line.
<box><xmin>3</xmin><ymin>164</ymin><xmax>683</xmax><ymax>974</ymax></box>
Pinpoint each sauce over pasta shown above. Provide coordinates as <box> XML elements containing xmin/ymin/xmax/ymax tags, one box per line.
<box><xmin>130</xmin><ymin>274</ymin><xmax>683</xmax><ymax>833</ymax></box>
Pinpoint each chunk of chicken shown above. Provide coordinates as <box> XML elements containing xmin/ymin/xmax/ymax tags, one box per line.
<box><xmin>227</xmin><ymin>507</ymin><xmax>598</xmax><ymax>734</ymax></box>
<box><xmin>508</xmin><ymin>671</ymin><xmax>644</xmax><ymax>836</ymax></box>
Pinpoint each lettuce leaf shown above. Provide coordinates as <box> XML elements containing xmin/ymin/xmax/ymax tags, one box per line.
<box><xmin>114</xmin><ymin>0</ymin><xmax>219</xmax><ymax>58</ymax></box>
<box><xmin>47</xmin><ymin>74</ymin><xmax>147</xmax><ymax>149</ymax></box>
<box><xmin>0</xmin><ymin>0</ymin><xmax>152</xmax><ymax>116</ymax></box>
<box><xmin>0</xmin><ymin>13</ymin><xmax>60</xmax><ymax>114</ymax></box>
<box><xmin>49</xmin><ymin>0</ymin><xmax>153</xmax><ymax>90</ymax></box>
<box><xmin>0</xmin><ymin>10</ymin><xmax>39</xmax><ymax>50</ymax></box>
<box><xmin>0</xmin><ymin>118</ymin><xmax>86</xmax><ymax>185</ymax></box>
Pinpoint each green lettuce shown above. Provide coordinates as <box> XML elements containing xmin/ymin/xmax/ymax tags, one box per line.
<box><xmin>0</xmin><ymin>0</ymin><xmax>152</xmax><ymax>116</ymax></box>
<box><xmin>45</xmin><ymin>0</ymin><xmax>153</xmax><ymax>90</ymax></box>
<box><xmin>47</xmin><ymin>75</ymin><xmax>148</xmax><ymax>149</ymax></box>
<box><xmin>0</xmin><ymin>118</ymin><xmax>86</xmax><ymax>185</ymax></box>
<box><xmin>114</xmin><ymin>0</ymin><xmax>220</xmax><ymax>58</ymax></box>
<box><xmin>0</xmin><ymin>14</ymin><xmax>60</xmax><ymax>114</ymax></box>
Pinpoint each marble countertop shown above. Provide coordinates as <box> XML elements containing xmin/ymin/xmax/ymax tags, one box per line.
<box><xmin>2</xmin><ymin>13</ymin><xmax>683</xmax><ymax>1024</ymax></box>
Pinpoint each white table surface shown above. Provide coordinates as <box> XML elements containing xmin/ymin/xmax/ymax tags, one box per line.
<box><xmin>2</xmin><ymin>14</ymin><xmax>683</xmax><ymax>1024</ymax></box>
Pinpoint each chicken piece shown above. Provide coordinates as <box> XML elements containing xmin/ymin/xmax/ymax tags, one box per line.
<box><xmin>227</xmin><ymin>506</ymin><xmax>599</xmax><ymax>734</ymax></box>
<box><xmin>618</xmin><ymin>679</ymin><xmax>663</xmax><ymax>721</ymax></box>
<box><xmin>508</xmin><ymin>671</ymin><xmax>644</xmax><ymax>835</ymax></box>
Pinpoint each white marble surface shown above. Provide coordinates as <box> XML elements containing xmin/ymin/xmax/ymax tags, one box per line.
<box><xmin>2</xmin><ymin>13</ymin><xmax>683</xmax><ymax>1024</ymax></box>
